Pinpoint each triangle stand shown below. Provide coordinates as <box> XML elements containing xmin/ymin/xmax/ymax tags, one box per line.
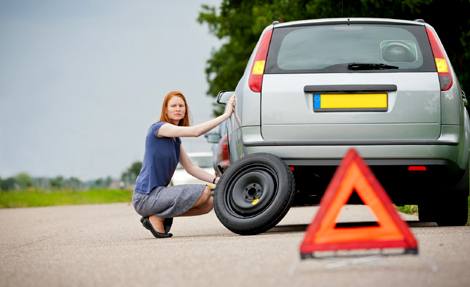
<box><xmin>288</xmin><ymin>148</ymin><xmax>438</xmax><ymax>276</ymax></box>
<box><xmin>289</xmin><ymin>250</ymin><xmax>438</xmax><ymax>276</ymax></box>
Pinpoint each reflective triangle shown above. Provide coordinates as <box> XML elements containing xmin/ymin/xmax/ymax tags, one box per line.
<box><xmin>300</xmin><ymin>148</ymin><xmax>418</xmax><ymax>254</ymax></box>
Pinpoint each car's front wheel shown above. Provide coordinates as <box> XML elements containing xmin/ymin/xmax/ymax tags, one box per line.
<box><xmin>214</xmin><ymin>153</ymin><xmax>296</xmax><ymax>235</ymax></box>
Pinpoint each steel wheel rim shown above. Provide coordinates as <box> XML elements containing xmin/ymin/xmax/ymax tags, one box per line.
<box><xmin>224</xmin><ymin>164</ymin><xmax>278</xmax><ymax>217</ymax></box>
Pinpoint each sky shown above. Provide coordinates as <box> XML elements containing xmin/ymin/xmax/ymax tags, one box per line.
<box><xmin>0</xmin><ymin>0</ymin><xmax>224</xmax><ymax>180</ymax></box>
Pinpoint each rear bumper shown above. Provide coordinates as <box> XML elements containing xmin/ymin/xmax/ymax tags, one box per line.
<box><xmin>242</xmin><ymin>144</ymin><xmax>465</xmax><ymax>180</ymax></box>
<box><xmin>243</xmin><ymin>125</ymin><xmax>460</xmax><ymax>147</ymax></box>
<box><xmin>236</xmin><ymin>125</ymin><xmax>466</xmax><ymax>169</ymax></box>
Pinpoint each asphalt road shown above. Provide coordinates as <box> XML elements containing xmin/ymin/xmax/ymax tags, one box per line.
<box><xmin>1</xmin><ymin>203</ymin><xmax>469</xmax><ymax>287</ymax></box>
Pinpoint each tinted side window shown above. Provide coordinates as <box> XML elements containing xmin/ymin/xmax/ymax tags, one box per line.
<box><xmin>266</xmin><ymin>24</ymin><xmax>435</xmax><ymax>73</ymax></box>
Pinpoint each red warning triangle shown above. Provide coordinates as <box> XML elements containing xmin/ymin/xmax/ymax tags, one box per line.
<box><xmin>300</xmin><ymin>148</ymin><xmax>417</xmax><ymax>254</ymax></box>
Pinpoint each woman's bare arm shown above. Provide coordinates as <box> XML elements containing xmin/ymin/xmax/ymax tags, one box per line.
<box><xmin>158</xmin><ymin>94</ymin><xmax>236</xmax><ymax>138</ymax></box>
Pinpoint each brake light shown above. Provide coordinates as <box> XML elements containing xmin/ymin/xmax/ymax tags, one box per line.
<box><xmin>221</xmin><ymin>135</ymin><xmax>229</xmax><ymax>160</ymax></box>
<box><xmin>222</xmin><ymin>135</ymin><xmax>228</xmax><ymax>150</ymax></box>
<box><xmin>408</xmin><ymin>166</ymin><xmax>427</xmax><ymax>171</ymax></box>
<box><xmin>249</xmin><ymin>29</ymin><xmax>273</xmax><ymax>92</ymax></box>
<box><xmin>426</xmin><ymin>27</ymin><xmax>453</xmax><ymax>91</ymax></box>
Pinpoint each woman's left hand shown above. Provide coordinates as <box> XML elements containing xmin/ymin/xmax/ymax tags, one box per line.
<box><xmin>214</xmin><ymin>177</ymin><xmax>220</xmax><ymax>184</ymax></box>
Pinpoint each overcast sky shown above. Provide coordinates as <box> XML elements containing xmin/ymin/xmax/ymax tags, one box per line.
<box><xmin>0</xmin><ymin>0</ymin><xmax>223</xmax><ymax>180</ymax></box>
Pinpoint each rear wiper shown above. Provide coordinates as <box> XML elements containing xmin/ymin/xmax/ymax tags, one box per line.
<box><xmin>348</xmin><ymin>63</ymin><xmax>399</xmax><ymax>70</ymax></box>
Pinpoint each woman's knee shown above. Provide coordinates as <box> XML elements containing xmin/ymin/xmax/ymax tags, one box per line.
<box><xmin>202</xmin><ymin>196</ymin><xmax>213</xmax><ymax>214</ymax></box>
<box><xmin>193</xmin><ymin>186</ymin><xmax>212</xmax><ymax>208</ymax></box>
<box><xmin>201</xmin><ymin>186</ymin><xmax>211</xmax><ymax>201</ymax></box>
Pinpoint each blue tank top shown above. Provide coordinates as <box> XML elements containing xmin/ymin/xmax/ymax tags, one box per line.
<box><xmin>134</xmin><ymin>122</ymin><xmax>181</xmax><ymax>195</ymax></box>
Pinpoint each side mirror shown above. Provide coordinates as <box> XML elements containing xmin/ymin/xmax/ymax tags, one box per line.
<box><xmin>204</xmin><ymin>131</ymin><xmax>216</xmax><ymax>138</ymax></box>
<box><xmin>206</xmin><ymin>134</ymin><xmax>221</xmax><ymax>143</ymax></box>
<box><xmin>216</xmin><ymin>90</ymin><xmax>235</xmax><ymax>105</ymax></box>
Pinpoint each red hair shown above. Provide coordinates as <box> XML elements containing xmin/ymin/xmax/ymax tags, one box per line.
<box><xmin>159</xmin><ymin>91</ymin><xmax>192</xmax><ymax>126</ymax></box>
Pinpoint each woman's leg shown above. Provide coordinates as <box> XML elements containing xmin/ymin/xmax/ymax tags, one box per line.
<box><xmin>178</xmin><ymin>186</ymin><xmax>213</xmax><ymax>217</ymax></box>
<box><xmin>148</xmin><ymin>215</ymin><xmax>166</xmax><ymax>233</ymax></box>
<box><xmin>147</xmin><ymin>186</ymin><xmax>213</xmax><ymax>232</ymax></box>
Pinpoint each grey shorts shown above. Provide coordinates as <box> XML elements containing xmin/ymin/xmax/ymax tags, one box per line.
<box><xmin>132</xmin><ymin>184</ymin><xmax>206</xmax><ymax>218</ymax></box>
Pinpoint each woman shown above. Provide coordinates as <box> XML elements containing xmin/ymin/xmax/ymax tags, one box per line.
<box><xmin>132</xmin><ymin>90</ymin><xmax>236</xmax><ymax>238</ymax></box>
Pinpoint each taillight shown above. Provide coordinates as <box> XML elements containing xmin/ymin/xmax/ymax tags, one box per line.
<box><xmin>248</xmin><ymin>29</ymin><xmax>273</xmax><ymax>92</ymax></box>
<box><xmin>222</xmin><ymin>135</ymin><xmax>228</xmax><ymax>150</ymax></box>
<box><xmin>426</xmin><ymin>27</ymin><xmax>453</xmax><ymax>91</ymax></box>
<box><xmin>408</xmin><ymin>166</ymin><xmax>427</xmax><ymax>171</ymax></box>
<box><xmin>221</xmin><ymin>135</ymin><xmax>229</xmax><ymax>160</ymax></box>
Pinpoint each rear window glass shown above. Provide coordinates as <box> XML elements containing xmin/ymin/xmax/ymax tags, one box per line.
<box><xmin>265</xmin><ymin>24</ymin><xmax>435</xmax><ymax>73</ymax></box>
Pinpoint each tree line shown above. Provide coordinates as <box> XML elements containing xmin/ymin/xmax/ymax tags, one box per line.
<box><xmin>0</xmin><ymin>161</ymin><xmax>143</xmax><ymax>191</ymax></box>
<box><xmin>0</xmin><ymin>173</ymin><xmax>113</xmax><ymax>191</ymax></box>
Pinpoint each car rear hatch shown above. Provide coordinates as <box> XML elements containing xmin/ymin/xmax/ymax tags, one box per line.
<box><xmin>260</xmin><ymin>20</ymin><xmax>440</xmax><ymax>143</ymax></box>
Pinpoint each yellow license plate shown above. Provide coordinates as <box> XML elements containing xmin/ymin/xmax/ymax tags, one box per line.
<box><xmin>314</xmin><ymin>94</ymin><xmax>388</xmax><ymax>111</ymax></box>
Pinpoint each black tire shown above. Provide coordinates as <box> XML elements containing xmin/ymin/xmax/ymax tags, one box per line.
<box><xmin>419</xmin><ymin>161</ymin><xmax>469</xmax><ymax>226</ymax></box>
<box><xmin>436</xmin><ymin>192</ymin><xmax>469</xmax><ymax>226</ymax></box>
<box><xmin>214</xmin><ymin>153</ymin><xmax>296</xmax><ymax>235</ymax></box>
<box><xmin>419</xmin><ymin>192</ymin><xmax>469</xmax><ymax>225</ymax></box>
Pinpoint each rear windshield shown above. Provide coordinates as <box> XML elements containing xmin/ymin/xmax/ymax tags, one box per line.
<box><xmin>265</xmin><ymin>24</ymin><xmax>436</xmax><ymax>73</ymax></box>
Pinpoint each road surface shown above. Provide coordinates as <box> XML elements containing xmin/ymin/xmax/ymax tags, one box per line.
<box><xmin>1</xmin><ymin>203</ymin><xmax>469</xmax><ymax>287</ymax></box>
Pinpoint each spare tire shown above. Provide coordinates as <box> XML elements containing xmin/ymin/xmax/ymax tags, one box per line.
<box><xmin>214</xmin><ymin>153</ymin><xmax>296</xmax><ymax>235</ymax></box>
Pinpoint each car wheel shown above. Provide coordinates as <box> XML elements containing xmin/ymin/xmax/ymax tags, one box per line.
<box><xmin>214</xmin><ymin>153</ymin><xmax>296</xmax><ymax>235</ymax></box>
<box><xmin>418</xmin><ymin>196</ymin><xmax>438</xmax><ymax>223</ymax></box>
<box><xmin>436</xmin><ymin>192</ymin><xmax>469</xmax><ymax>226</ymax></box>
<box><xmin>419</xmin><ymin>161</ymin><xmax>469</xmax><ymax>226</ymax></box>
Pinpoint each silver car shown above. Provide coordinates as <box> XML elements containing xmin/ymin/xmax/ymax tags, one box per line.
<box><xmin>214</xmin><ymin>18</ymin><xmax>469</xmax><ymax>235</ymax></box>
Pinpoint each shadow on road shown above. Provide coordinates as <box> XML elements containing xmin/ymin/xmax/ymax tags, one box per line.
<box><xmin>268</xmin><ymin>224</ymin><xmax>310</xmax><ymax>234</ymax></box>
<box><xmin>268</xmin><ymin>220</ymin><xmax>438</xmax><ymax>234</ymax></box>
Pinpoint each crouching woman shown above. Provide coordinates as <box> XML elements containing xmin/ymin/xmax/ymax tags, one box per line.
<box><xmin>132</xmin><ymin>91</ymin><xmax>236</xmax><ymax>238</ymax></box>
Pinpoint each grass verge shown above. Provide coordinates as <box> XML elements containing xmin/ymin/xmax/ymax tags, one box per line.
<box><xmin>2</xmin><ymin>190</ymin><xmax>469</xmax><ymax>226</ymax></box>
<box><xmin>395</xmin><ymin>205</ymin><xmax>419</xmax><ymax>216</ymax></box>
<box><xmin>0</xmin><ymin>189</ymin><xmax>133</xmax><ymax>208</ymax></box>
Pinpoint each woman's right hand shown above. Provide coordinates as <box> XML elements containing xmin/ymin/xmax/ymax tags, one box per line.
<box><xmin>224</xmin><ymin>94</ymin><xmax>237</xmax><ymax>118</ymax></box>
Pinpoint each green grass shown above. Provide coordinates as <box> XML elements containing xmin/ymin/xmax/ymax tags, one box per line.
<box><xmin>395</xmin><ymin>205</ymin><xmax>419</xmax><ymax>216</ymax></box>
<box><xmin>396</xmin><ymin>196</ymin><xmax>470</xmax><ymax>226</ymax></box>
<box><xmin>0</xmin><ymin>189</ymin><xmax>133</xmax><ymax>208</ymax></box>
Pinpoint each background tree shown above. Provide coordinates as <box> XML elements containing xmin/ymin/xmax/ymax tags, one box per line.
<box><xmin>199</xmin><ymin>0</ymin><xmax>470</xmax><ymax>116</ymax></box>
<box><xmin>93</xmin><ymin>178</ymin><xmax>104</xmax><ymax>189</ymax></box>
<box><xmin>50</xmin><ymin>176</ymin><xmax>64</xmax><ymax>189</ymax></box>
<box><xmin>121</xmin><ymin>161</ymin><xmax>142</xmax><ymax>185</ymax></box>
<box><xmin>15</xmin><ymin>172</ymin><xmax>32</xmax><ymax>190</ymax></box>
<box><xmin>68</xmin><ymin>177</ymin><xmax>82</xmax><ymax>190</ymax></box>
<box><xmin>105</xmin><ymin>176</ymin><xmax>113</xmax><ymax>188</ymax></box>
<box><xmin>0</xmin><ymin>177</ymin><xmax>16</xmax><ymax>191</ymax></box>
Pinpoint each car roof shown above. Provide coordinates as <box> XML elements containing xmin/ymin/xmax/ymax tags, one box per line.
<box><xmin>273</xmin><ymin>18</ymin><xmax>425</xmax><ymax>29</ymax></box>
